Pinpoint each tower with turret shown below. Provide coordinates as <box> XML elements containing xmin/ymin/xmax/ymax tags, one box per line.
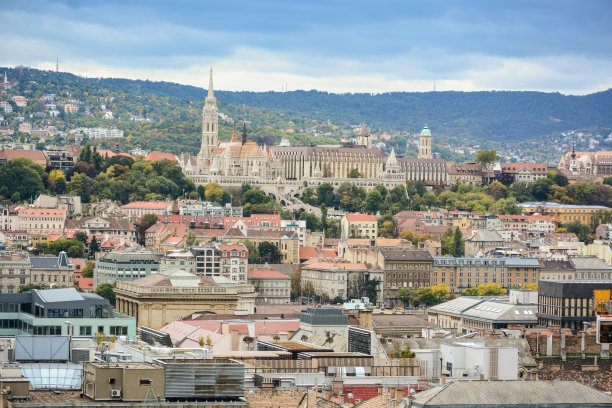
<box><xmin>418</xmin><ymin>125</ymin><xmax>433</xmax><ymax>159</ymax></box>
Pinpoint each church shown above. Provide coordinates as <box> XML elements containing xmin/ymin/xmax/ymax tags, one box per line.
<box><xmin>181</xmin><ymin>70</ymin><xmax>450</xmax><ymax>194</ymax></box>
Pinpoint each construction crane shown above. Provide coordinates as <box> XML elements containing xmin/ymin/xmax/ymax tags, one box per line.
<box><xmin>594</xmin><ymin>290</ymin><xmax>612</xmax><ymax>344</ymax></box>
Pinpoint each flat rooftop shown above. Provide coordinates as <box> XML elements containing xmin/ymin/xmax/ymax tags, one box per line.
<box><xmin>6</xmin><ymin>390</ymin><xmax>249</xmax><ymax>407</ymax></box>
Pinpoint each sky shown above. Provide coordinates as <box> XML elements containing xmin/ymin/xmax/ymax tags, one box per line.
<box><xmin>1</xmin><ymin>0</ymin><xmax>611</xmax><ymax>94</ymax></box>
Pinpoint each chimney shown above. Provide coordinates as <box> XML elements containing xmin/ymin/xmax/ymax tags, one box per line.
<box><xmin>231</xmin><ymin>329</ymin><xmax>239</xmax><ymax>351</ymax></box>
<box><xmin>221</xmin><ymin>322</ymin><xmax>230</xmax><ymax>335</ymax></box>
<box><xmin>359</xmin><ymin>309</ymin><xmax>373</xmax><ymax>331</ymax></box>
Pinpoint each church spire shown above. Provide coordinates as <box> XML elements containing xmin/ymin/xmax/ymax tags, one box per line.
<box><xmin>231</xmin><ymin>125</ymin><xmax>238</xmax><ymax>143</ymax></box>
<box><xmin>207</xmin><ymin>67</ymin><xmax>214</xmax><ymax>99</ymax></box>
<box><xmin>242</xmin><ymin>121</ymin><xmax>248</xmax><ymax>145</ymax></box>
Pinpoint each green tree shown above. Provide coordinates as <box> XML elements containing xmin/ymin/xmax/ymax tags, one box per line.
<box><xmin>74</xmin><ymin>231</ymin><xmax>88</xmax><ymax>245</ymax></box>
<box><xmin>365</xmin><ymin>189</ymin><xmax>384</xmax><ymax>214</ymax></box>
<box><xmin>366</xmin><ymin>279</ymin><xmax>381</xmax><ymax>304</ymax></box>
<box><xmin>348</xmin><ymin>168</ymin><xmax>361</xmax><ymax>178</ymax></box>
<box><xmin>196</xmin><ymin>184</ymin><xmax>206</xmax><ymax>200</ymax></box>
<box><xmin>475</xmin><ymin>149</ymin><xmax>498</xmax><ymax>183</ymax></box>
<box><xmin>452</xmin><ymin>226</ymin><xmax>465</xmax><ymax>257</ymax></box>
<box><xmin>320</xmin><ymin>203</ymin><xmax>328</xmax><ymax>231</ymax></box>
<box><xmin>317</xmin><ymin>183</ymin><xmax>336</xmax><ymax>207</ymax></box>
<box><xmin>299</xmin><ymin>211</ymin><xmax>320</xmax><ymax>232</ymax></box>
<box><xmin>78</xmin><ymin>143</ymin><xmax>92</xmax><ymax>163</ymax></box>
<box><xmin>89</xmin><ymin>236</ymin><xmax>100</xmax><ymax>256</ymax></box>
<box><xmin>301</xmin><ymin>187</ymin><xmax>318</xmax><ymax>206</ymax></box>
<box><xmin>95</xmin><ymin>282</ymin><xmax>115</xmax><ymax>306</ymax></box>
<box><xmin>259</xmin><ymin>241</ymin><xmax>282</xmax><ymax>264</ymax></box>
<box><xmin>565</xmin><ymin>220</ymin><xmax>593</xmax><ymax>243</ymax></box>
<box><xmin>18</xmin><ymin>283</ymin><xmax>42</xmax><ymax>293</ymax></box>
<box><xmin>81</xmin><ymin>260</ymin><xmax>95</xmax><ymax>278</ymax></box>
<box><xmin>398</xmin><ymin>288</ymin><xmax>416</xmax><ymax>307</ymax></box>
<box><xmin>0</xmin><ymin>158</ymin><xmax>46</xmax><ymax>202</ymax></box>
<box><xmin>243</xmin><ymin>240</ymin><xmax>261</xmax><ymax>264</ymax></box>
<box><xmin>136</xmin><ymin>214</ymin><xmax>159</xmax><ymax>244</ymax></box>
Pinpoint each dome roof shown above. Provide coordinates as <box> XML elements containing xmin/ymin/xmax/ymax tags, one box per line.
<box><xmin>420</xmin><ymin>125</ymin><xmax>432</xmax><ymax>136</ymax></box>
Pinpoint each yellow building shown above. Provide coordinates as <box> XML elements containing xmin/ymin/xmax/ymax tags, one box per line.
<box><xmin>520</xmin><ymin>201</ymin><xmax>611</xmax><ymax>228</ymax></box>
<box><xmin>432</xmin><ymin>256</ymin><xmax>540</xmax><ymax>293</ymax></box>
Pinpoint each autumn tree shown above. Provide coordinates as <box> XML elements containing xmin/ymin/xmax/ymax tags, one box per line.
<box><xmin>205</xmin><ymin>182</ymin><xmax>224</xmax><ymax>203</ymax></box>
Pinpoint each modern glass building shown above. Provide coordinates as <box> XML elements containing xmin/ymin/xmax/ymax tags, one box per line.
<box><xmin>0</xmin><ymin>287</ymin><xmax>136</xmax><ymax>339</ymax></box>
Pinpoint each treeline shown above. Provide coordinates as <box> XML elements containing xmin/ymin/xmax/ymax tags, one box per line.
<box><xmin>0</xmin><ymin>145</ymin><xmax>196</xmax><ymax>205</ymax></box>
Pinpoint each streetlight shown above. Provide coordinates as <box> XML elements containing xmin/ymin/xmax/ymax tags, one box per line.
<box><xmin>64</xmin><ymin>321</ymin><xmax>73</xmax><ymax>362</ymax></box>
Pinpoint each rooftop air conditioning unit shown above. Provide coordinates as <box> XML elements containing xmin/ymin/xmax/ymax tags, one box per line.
<box><xmin>111</xmin><ymin>389</ymin><xmax>121</xmax><ymax>398</ymax></box>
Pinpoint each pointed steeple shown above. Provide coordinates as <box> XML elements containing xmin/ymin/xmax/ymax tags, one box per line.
<box><xmin>231</xmin><ymin>125</ymin><xmax>238</xmax><ymax>143</ymax></box>
<box><xmin>242</xmin><ymin>121</ymin><xmax>248</xmax><ymax>145</ymax></box>
<box><xmin>360</xmin><ymin>122</ymin><xmax>367</xmax><ymax>137</ymax></box>
<box><xmin>207</xmin><ymin>67</ymin><xmax>214</xmax><ymax>99</ymax></box>
<box><xmin>387</xmin><ymin>148</ymin><xmax>398</xmax><ymax>166</ymax></box>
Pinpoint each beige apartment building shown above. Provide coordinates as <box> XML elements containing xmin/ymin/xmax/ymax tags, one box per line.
<box><xmin>17</xmin><ymin>207</ymin><xmax>66</xmax><ymax>234</ymax></box>
<box><xmin>341</xmin><ymin>214</ymin><xmax>378</xmax><ymax>240</ymax></box>
<box><xmin>0</xmin><ymin>253</ymin><xmax>30</xmax><ymax>294</ymax></box>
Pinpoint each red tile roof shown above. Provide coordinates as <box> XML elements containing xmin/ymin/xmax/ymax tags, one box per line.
<box><xmin>144</xmin><ymin>152</ymin><xmax>178</xmax><ymax>162</ymax></box>
<box><xmin>121</xmin><ymin>201</ymin><xmax>171</xmax><ymax>209</ymax></box>
<box><xmin>74</xmin><ymin>277</ymin><xmax>93</xmax><ymax>290</ymax></box>
<box><xmin>0</xmin><ymin>149</ymin><xmax>46</xmax><ymax>163</ymax></box>
<box><xmin>18</xmin><ymin>207</ymin><xmax>66</xmax><ymax>218</ymax></box>
<box><xmin>345</xmin><ymin>214</ymin><xmax>377</xmax><ymax>222</ymax></box>
<box><xmin>248</xmin><ymin>269</ymin><xmax>290</xmax><ymax>279</ymax></box>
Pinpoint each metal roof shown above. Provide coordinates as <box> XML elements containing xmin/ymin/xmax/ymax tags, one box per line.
<box><xmin>35</xmin><ymin>287</ymin><xmax>84</xmax><ymax>303</ymax></box>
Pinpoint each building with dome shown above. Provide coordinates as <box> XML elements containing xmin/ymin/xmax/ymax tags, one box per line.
<box><xmin>181</xmin><ymin>69</ymin><xmax>450</xmax><ymax>196</ymax></box>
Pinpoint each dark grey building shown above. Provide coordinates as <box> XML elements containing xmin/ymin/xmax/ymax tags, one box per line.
<box><xmin>538</xmin><ymin>280</ymin><xmax>612</xmax><ymax>330</ymax></box>
<box><xmin>0</xmin><ymin>287</ymin><xmax>136</xmax><ymax>338</ymax></box>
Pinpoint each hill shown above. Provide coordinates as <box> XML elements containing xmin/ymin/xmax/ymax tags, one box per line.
<box><xmin>1</xmin><ymin>67</ymin><xmax>611</xmax><ymax>162</ymax></box>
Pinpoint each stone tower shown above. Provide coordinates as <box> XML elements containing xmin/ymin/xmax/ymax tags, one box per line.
<box><xmin>198</xmin><ymin>68</ymin><xmax>219</xmax><ymax>168</ymax></box>
<box><xmin>357</xmin><ymin>123</ymin><xmax>371</xmax><ymax>149</ymax></box>
<box><xmin>418</xmin><ymin>124</ymin><xmax>433</xmax><ymax>159</ymax></box>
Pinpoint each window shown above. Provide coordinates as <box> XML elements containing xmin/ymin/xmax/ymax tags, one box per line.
<box><xmin>139</xmin><ymin>379</ymin><xmax>152</xmax><ymax>386</ymax></box>
<box><xmin>79</xmin><ymin>326</ymin><xmax>92</xmax><ymax>336</ymax></box>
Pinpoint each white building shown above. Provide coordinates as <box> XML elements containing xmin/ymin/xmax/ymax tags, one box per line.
<box><xmin>281</xmin><ymin>219</ymin><xmax>307</xmax><ymax>246</ymax></box>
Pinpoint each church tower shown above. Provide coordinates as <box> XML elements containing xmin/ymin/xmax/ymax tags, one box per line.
<box><xmin>418</xmin><ymin>124</ymin><xmax>433</xmax><ymax>159</ymax></box>
<box><xmin>198</xmin><ymin>68</ymin><xmax>219</xmax><ymax>167</ymax></box>
<box><xmin>357</xmin><ymin>123</ymin><xmax>371</xmax><ymax>149</ymax></box>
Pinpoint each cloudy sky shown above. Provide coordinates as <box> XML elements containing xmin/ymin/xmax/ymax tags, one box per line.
<box><xmin>1</xmin><ymin>0</ymin><xmax>611</xmax><ymax>94</ymax></box>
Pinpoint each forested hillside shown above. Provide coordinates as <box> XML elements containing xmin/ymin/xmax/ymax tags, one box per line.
<box><xmin>2</xmin><ymin>67</ymin><xmax>611</xmax><ymax>162</ymax></box>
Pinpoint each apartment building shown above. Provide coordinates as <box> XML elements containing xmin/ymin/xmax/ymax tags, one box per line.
<box><xmin>382</xmin><ymin>250</ymin><xmax>434</xmax><ymax>305</ymax></box>
<box><xmin>0</xmin><ymin>253</ymin><xmax>30</xmax><ymax>294</ymax></box>
<box><xmin>248</xmin><ymin>266</ymin><xmax>291</xmax><ymax>304</ymax></box>
<box><xmin>17</xmin><ymin>207</ymin><xmax>66</xmax><ymax>234</ymax></box>
<box><xmin>341</xmin><ymin>214</ymin><xmax>378</xmax><ymax>240</ymax></box>
<box><xmin>432</xmin><ymin>257</ymin><xmax>541</xmax><ymax>293</ymax></box>
<box><xmin>94</xmin><ymin>250</ymin><xmax>160</xmax><ymax>287</ymax></box>
<box><xmin>189</xmin><ymin>242</ymin><xmax>248</xmax><ymax>282</ymax></box>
